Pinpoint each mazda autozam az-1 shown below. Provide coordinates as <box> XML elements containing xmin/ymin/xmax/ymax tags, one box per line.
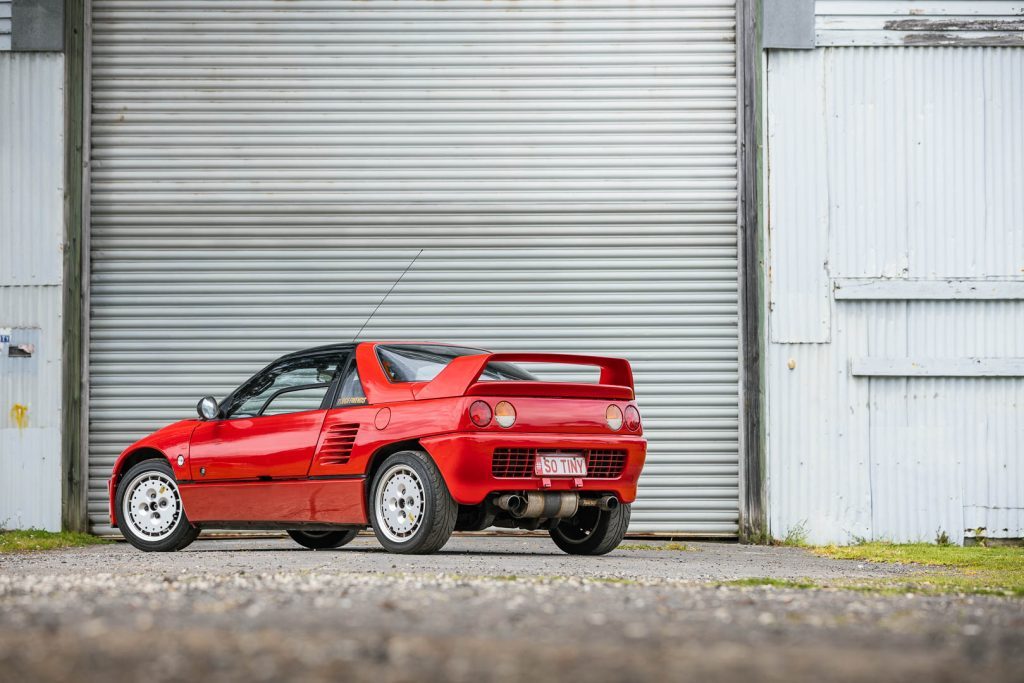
<box><xmin>109</xmin><ymin>343</ymin><xmax>646</xmax><ymax>555</ymax></box>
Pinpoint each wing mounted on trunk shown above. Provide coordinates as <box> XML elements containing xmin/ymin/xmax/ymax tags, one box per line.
<box><xmin>415</xmin><ymin>352</ymin><xmax>635</xmax><ymax>401</ymax></box>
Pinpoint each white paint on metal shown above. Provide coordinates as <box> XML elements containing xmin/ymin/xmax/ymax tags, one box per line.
<box><xmin>0</xmin><ymin>53</ymin><xmax>66</xmax><ymax>531</ymax></box>
<box><xmin>766</xmin><ymin>49</ymin><xmax>831</xmax><ymax>343</ymax></box>
<box><xmin>1</xmin><ymin>55</ymin><xmax>64</xmax><ymax>285</ymax></box>
<box><xmin>835</xmin><ymin>278</ymin><xmax>1024</xmax><ymax>300</ymax></box>
<box><xmin>0</xmin><ymin>1</ymin><xmax>10</xmax><ymax>52</ymax></box>
<box><xmin>766</xmin><ymin>47</ymin><xmax>1024</xmax><ymax>544</ymax></box>
<box><xmin>852</xmin><ymin>357</ymin><xmax>1024</xmax><ymax>377</ymax></box>
<box><xmin>87</xmin><ymin>0</ymin><xmax>741</xmax><ymax>536</ymax></box>
<box><xmin>815</xmin><ymin>1</ymin><xmax>1024</xmax><ymax>46</ymax></box>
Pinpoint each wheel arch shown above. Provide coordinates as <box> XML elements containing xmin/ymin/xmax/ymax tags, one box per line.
<box><xmin>364</xmin><ymin>438</ymin><xmax>428</xmax><ymax>493</ymax></box>
<box><xmin>113</xmin><ymin>447</ymin><xmax>171</xmax><ymax>491</ymax></box>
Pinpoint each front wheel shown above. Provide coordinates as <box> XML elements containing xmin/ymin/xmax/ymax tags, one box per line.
<box><xmin>369</xmin><ymin>450</ymin><xmax>457</xmax><ymax>555</ymax></box>
<box><xmin>287</xmin><ymin>529</ymin><xmax>359</xmax><ymax>550</ymax></box>
<box><xmin>116</xmin><ymin>459</ymin><xmax>199</xmax><ymax>552</ymax></box>
<box><xmin>549</xmin><ymin>503</ymin><xmax>631</xmax><ymax>556</ymax></box>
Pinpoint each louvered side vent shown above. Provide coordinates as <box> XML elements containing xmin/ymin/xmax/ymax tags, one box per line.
<box><xmin>317</xmin><ymin>423</ymin><xmax>359</xmax><ymax>466</ymax></box>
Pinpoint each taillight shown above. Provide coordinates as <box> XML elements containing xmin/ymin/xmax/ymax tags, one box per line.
<box><xmin>606</xmin><ymin>404</ymin><xmax>623</xmax><ymax>431</ymax></box>
<box><xmin>494</xmin><ymin>401</ymin><xmax>516</xmax><ymax>428</ymax></box>
<box><xmin>624</xmin><ymin>405</ymin><xmax>641</xmax><ymax>431</ymax></box>
<box><xmin>469</xmin><ymin>400</ymin><xmax>492</xmax><ymax>427</ymax></box>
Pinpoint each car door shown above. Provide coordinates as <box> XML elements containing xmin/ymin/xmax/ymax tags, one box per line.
<box><xmin>189</xmin><ymin>352</ymin><xmax>346</xmax><ymax>481</ymax></box>
<box><xmin>307</xmin><ymin>357</ymin><xmax>376</xmax><ymax>477</ymax></box>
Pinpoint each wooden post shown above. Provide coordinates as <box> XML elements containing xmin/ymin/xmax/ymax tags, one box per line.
<box><xmin>61</xmin><ymin>0</ymin><xmax>88</xmax><ymax>532</ymax></box>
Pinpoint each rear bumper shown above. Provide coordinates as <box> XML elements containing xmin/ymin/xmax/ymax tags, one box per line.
<box><xmin>420</xmin><ymin>432</ymin><xmax>646</xmax><ymax>505</ymax></box>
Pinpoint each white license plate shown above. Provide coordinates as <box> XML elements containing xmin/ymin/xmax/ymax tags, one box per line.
<box><xmin>534</xmin><ymin>454</ymin><xmax>587</xmax><ymax>477</ymax></box>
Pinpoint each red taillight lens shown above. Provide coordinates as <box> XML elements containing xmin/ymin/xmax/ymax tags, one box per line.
<box><xmin>469</xmin><ymin>400</ymin><xmax>492</xmax><ymax>427</ymax></box>
<box><xmin>624</xmin><ymin>405</ymin><xmax>641</xmax><ymax>431</ymax></box>
<box><xmin>606</xmin><ymin>404</ymin><xmax>623</xmax><ymax>431</ymax></box>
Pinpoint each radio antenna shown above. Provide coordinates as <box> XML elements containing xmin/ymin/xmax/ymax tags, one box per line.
<box><xmin>352</xmin><ymin>249</ymin><xmax>423</xmax><ymax>342</ymax></box>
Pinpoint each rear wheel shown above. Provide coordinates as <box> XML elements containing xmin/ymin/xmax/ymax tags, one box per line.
<box><xmin>116</xmin><ymin>459</ymin><xmax>199</xmax><ymax>552</ymax></box>
<box><xmin>369</xmin><ymin>450</ymin><xmax>457</xmax><ymax>555</ymax></box>
<box><xmin>549</xmin><ymin>503</ymin><xmax>631</xmax><ymax>556</ymax></box>
<box><xmin>287</xmin><ymin>529</ymin><xmax>359</xmax><ymax>550</ymax></box>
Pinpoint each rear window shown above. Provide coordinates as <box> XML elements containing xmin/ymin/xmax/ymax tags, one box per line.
<box><xmin>376</xmin><ymin>345</ymin><xmax>535</xmax><ymax>383</ymax></box>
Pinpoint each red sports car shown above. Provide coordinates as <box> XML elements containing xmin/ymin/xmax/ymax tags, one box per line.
<box><xmin>109</xmin><ymin>342</ymin><xmax>646</xmax><ymax>555</ymax></box>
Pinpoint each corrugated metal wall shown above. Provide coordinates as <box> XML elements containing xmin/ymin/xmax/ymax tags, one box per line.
<box><xmin>0</xmin><ymin>53</ymin><xmax>66</xmax><ymax>531</ymax></box>
<box><xmin>87</xmin><ymin>0</ymin><xmax>741</xmax><ymax>535</ymax></box>
<box><xmin>0</xmin><ymin>1</ymin><xmax>10</xmax><ymax>51</ymax></box>
<box><xmin>766</xmin><ymin>46</ymin><xmax>1024</xmax><ymax>544</ymax></box>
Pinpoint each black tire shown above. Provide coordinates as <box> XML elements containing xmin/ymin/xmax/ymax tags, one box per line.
<box><xmin>369</xmin><ymin>450</ymin><xmax>457</xmax><ymax>555</ymax></box>
<box><xmin>549</xmin><ymin>503</ymin><xmax>631</xmax><ymax>556</ymax></box>
<box><xmin>287</xmin><ymin>529</ymin><xmax>359</xmax><ymax>550</ymax></box>
<box><xmin>115</xmin><ymin>458</ymin><xmax>199</xmax><ymax>552</ymax></box>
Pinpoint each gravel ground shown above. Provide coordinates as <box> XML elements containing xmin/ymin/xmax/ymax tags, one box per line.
<box><xmin>1</xmin><ymin>536</ymin><xmax>1022</xmax><ymax>683</ymax></box>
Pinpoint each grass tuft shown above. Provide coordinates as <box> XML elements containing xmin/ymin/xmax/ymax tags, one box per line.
<box><xmin>812</xmin><ymin>542</ymin><xmax>1024</xmax><ymax>596</ymax></box>
<box><xmin>618</xmin><ymin>542</ymin><xmax>695</xmax><ymax>552</ymax></box>
<box><xmin>0</xmin><ymin>529</ymin><xmax>110</xmax><ymax>553</ymax></box>
<box><xmin>774</xmin><ymin>522</ymin><xmax>810</xmax><ymax>547</ymax></box>
<box><xmin>723</xmin><ymin>577</ymin><xmax>818</xmax><ymax>590</ymax></box>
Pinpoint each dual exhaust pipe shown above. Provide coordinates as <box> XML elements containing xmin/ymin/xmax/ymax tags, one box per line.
<box><xmin>494</xmin><ymin>492</ymin><xmax>619</xmax><ymax>519</ymax></box>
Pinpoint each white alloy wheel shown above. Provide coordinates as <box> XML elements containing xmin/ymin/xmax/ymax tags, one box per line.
<box><xmin>375</xmin><ymin>464</ymin><xmax>426</xmax><ymax>543</ymax></box>
<box><xmin>122</xmin><ymin>470</ymin><xmax>183</xmax><ymax>542</ymax></box>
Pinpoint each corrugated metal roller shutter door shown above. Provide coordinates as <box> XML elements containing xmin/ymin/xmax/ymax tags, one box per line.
<box><xmin>88</xmin><ymin>0</ymin><xmax>740</xmax><ymax>535</ymax></box>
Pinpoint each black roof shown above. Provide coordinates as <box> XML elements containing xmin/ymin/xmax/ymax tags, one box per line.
<box><xmin>277</xmin><ymin>342</ymin><xmax>357</xmax><ymax>361</ymax></box>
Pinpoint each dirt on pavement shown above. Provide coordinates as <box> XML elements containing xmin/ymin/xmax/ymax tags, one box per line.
<box><xmin>1</xmin><ymin>536</ymin><xmax>1021</xmax><ymax>683</ymax></box>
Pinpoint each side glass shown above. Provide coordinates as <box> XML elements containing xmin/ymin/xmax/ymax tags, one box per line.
<box><xmin>335</xmin><ymin>363</ymin><xmax>367</xmax><ymax>407</ymax></box>
<box><xmin>262</xmin><ymin>385</ymin><xmax>334</xmax><ymax>416</ymax></box>
<box><xmin>227</xmin><ymin>356</ymin><xmax>341</xmax><ymax>418</ymax></box>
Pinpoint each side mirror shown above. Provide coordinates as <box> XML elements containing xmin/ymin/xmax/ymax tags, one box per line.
<box><xmin>197</xmin><ymin>396</ymin><xmax>221</xmax><ymax>421</ymax></box>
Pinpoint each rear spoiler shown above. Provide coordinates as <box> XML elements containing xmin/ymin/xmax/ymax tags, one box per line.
<box><xmin>415</xmin><ymin>352</ymin><xmax>635</xmax><ymax>401</ymax></box>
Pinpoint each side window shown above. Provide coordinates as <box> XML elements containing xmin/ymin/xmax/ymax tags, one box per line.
<box><xmin>335</xmin><ymin>362</ymin><xmax>367</xmax><ymax>407</ymax></box>
<box><xmin>262</xmin><ymin>386</ymin><xmax>331</xmax><ymax>416</ymax></box>
<box><xmin>228</xmin><ymin>356</ymin><xmax>341</xmax><ymax>418</ymax></box>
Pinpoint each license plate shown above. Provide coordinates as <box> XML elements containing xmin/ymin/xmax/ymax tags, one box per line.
<box><xmin>534</xmin><ymin>454</ymin><xmax>587</xmax><ymax>477</ymax></box>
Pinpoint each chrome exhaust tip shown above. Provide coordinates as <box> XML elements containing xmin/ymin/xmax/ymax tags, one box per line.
<box><xmin>495</xmin><ymin>493</ymin><xmax>524</xmax><ymax>514</ymax></box>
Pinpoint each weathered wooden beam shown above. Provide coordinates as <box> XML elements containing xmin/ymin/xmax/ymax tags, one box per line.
<box><xmin>736</xmin><ymin>0</ymin><xmax>768</xmax><ymax>545</ymax></box>
<box><xmin>61</xmin><ymin>0</ymin><xmax>87</xmax><ymax>533</ymax></box>
<box><xmin>815</xmin><ymin>1</ymin><xmax>1024</xmax><ymax>47</ymax></box>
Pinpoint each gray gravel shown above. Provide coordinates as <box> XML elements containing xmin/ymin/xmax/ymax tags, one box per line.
<box><xmin>1</xmin><ymin>536</ymin><xmax>1022</xmax><ymax>683</ymax></box>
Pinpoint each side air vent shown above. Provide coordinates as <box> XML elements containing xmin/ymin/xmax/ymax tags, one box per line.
<box><xmin>317</xmin><ymin>423</ymin><xmax>359</xmax><ymax>466</ymax></box>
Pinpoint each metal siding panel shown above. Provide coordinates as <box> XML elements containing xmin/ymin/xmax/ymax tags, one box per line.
<box><xmin>87</xmin><ymin>0</ymin><xmax>741</xmax><ymax>535</ymax></box>
<box><xmin>0</xmin><ymin>53</ymin><xmax>64</xmax><ymax>531</ymax></box>
<box><xmin>0</xmin><ymin>0</ymin><xmax>9</xmax><ymax>51</ymax></box>
<box><xmin>0</xmin><ymin>286</ymin><xmax>64</xmax><ymax>532</ymax></box>
<box><xmin>0</xmin><ymin>289</ymin><xmax>64</xmax><ymax>532</ymax></box>
<box><xmin>0</xmin><ymin>53</ymin><xmax>64</xmax><ymax>285</ymax></box>
<box><xmin>766</xmin><ymin>305</ymin><xmax>872</xmax><ymax>546</ymax></box>
<box><xmin>766</xmin><ymin>50</ymin><xmax>831</xmax><ymax>343</ymax></box>
<box><xmin>822</xmin><ymin>48</ymin><xmax>1024</xmax><ymax>279</ymax></box>
<box><xmin>766</xmin><ymin>47</ymin><xmax>1024</xmax><ymax>544</ymax></box>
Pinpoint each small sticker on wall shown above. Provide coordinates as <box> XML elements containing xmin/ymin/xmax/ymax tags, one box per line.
<box><xmin>0</xmin><ymin>329</ymin><xmax>10</xmax><ymax>355</ymax></box>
